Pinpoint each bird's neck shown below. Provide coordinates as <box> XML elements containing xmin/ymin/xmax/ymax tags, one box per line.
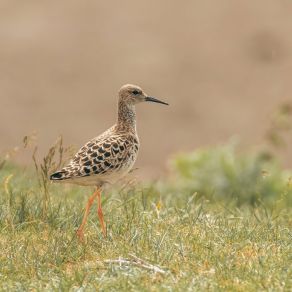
<box><xmin>117</xmin><ymin>100</ymin><xmax>137</xmax><ymax>133</ymax></box>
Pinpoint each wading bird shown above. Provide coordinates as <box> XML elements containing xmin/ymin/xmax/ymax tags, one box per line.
<box><xmin>50</xmin><ymin>84</ymin><xmax>168</xmax><ymax>240</ymax></box>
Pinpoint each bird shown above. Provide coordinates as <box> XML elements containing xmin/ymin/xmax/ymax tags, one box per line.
<box><xmin>50</xmin><ymin>84</ymin><xmax>168</xmax><ymax>240</ymax></box>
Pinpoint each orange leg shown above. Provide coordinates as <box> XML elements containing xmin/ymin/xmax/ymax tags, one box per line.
<box><xmin>77</xmin><ymin>188</ymin><xmax>99</xmax><ymax>241</ymax></box>
<box><xmin>97</xmin><ymin>189</ymin><xmax>107</xmax><ymax>237</ymax></box>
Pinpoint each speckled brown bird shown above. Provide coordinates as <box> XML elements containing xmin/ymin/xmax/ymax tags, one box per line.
<box><xmin>50</xmin><ymin>84</ymin><xmax>168</xmax><ymax>240</ymax></box>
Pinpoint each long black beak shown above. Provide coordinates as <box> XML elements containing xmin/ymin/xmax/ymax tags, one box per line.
<box><xmin>145</xmin><ymin>96</ymin><xmax>169</xmax><ymax>105</ymax></box>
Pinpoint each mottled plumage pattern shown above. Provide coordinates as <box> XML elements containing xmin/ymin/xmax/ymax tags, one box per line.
<box><xmin>50</xmin><ymin>126</ymin><xmax>139</xmax><ymax>185</ymax></box>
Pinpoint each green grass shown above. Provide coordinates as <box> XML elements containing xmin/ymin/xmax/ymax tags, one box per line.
<box><xmin>170</xmin><ymin>140</ymin><xmax>292</xmax><ymax>207</ymax></box>
<box><xmin>0</xmin><ymin>161</ymin><xmax>291</xmax><ymax>291</ymax></box>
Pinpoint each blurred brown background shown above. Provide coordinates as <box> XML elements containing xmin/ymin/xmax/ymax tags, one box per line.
<box><xmin>1</xmin><ymin>0</ymin><xmax>292</xmax><ymax>178</ymax></box>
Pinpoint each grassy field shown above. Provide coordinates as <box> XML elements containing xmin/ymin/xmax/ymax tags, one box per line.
<box><xmin>0</xmin><ymin>143</ymin><xmax>291</xmax><ymax>291</ymax></box>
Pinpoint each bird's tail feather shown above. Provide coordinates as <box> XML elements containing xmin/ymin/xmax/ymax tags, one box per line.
<box><xmin>50</xmin><ymin>171</ymin><xmax>69</xmax><ymax>181</ymax></box>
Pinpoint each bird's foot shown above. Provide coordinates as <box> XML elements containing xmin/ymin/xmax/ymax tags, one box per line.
<box><xmin>101</xmin><ymin>226</ymin><xmax>107</xmax><ymax>238</ymax></box>
<box><xmin>76</xmin><ymin>228</ymin><xmax>85</xmax><ymax>243</ymax></box>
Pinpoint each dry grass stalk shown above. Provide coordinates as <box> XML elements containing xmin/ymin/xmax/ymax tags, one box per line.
<box><xmin>103</xmin><ymin>253</ymin><xmax>167</xmax><ymax>275</ymax></box>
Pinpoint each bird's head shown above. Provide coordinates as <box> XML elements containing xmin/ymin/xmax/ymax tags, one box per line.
<box><xmin>118</xmin><ymin>84</ymin><xmax>169</xmax><ymax>106</ymax></box>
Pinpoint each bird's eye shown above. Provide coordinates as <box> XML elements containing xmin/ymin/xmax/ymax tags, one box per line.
<box><xmin>132</xmin><ymin>90</ymin><xmax>140</xmax><ymax>95</ymax></box>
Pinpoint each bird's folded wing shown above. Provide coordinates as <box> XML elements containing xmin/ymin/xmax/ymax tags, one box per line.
<box><xmin>52</xmin><ymin>134</ymin><xmax>137</xmax><ymax>180</ymax></box>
